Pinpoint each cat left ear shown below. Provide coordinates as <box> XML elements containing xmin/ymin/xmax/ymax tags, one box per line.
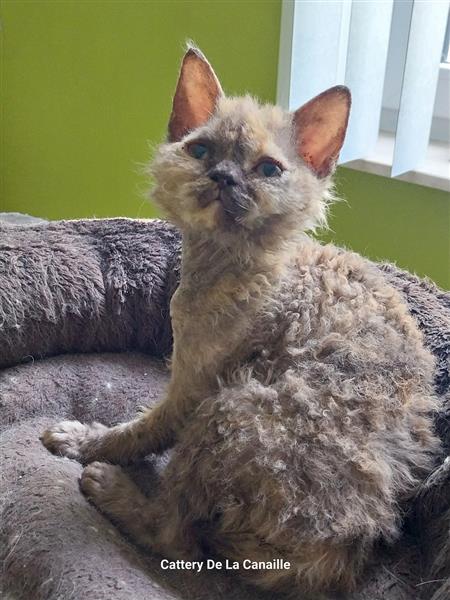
<box><xmin>293</xmin><ymin>86</ymin><xmax>351</xmax><ymax>178</ymax></box>
<box><xmin>168</xmin><ymin>47</ymin><xmax>223</xmax><ymax>142</ymax></box>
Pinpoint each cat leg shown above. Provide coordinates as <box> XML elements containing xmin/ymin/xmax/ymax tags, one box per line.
<box><xmin>79</xmin><ymin>461</ymin><xmax>203</xmax><ymax>559</ymax></box>
<box><xmin>41</xmin><ymin>398</ymin><xmax>181</xmax><ymax>464</ymax></box>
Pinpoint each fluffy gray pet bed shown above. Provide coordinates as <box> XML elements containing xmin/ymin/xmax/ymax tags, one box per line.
<box><xmin>0</xmin><ymin>218</ymin><xmax>449</xmax><ymax>600</ymax></box>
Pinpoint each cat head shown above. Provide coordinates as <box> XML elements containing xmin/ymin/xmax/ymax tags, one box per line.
<box><xmin>151</xmin><ymin>47</ymin><xmax>350</xmax><ymax>248</ymax></box>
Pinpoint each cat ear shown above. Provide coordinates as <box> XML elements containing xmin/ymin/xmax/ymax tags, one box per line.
<box><xmin>168</xmin><ymin>47</ymin><xmax>223</xmax><ymax>142</ymax></box>
<box><xmin>293</xmin><ymin>86</ymin><xmax>351</xmax><ymax>178</ymax></box>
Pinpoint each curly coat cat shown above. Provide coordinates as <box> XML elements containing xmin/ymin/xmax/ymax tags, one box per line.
<box><xmin>42</xmin><ymin>48</ymin><xmax>440</xmax><ymax>595</ymax></box>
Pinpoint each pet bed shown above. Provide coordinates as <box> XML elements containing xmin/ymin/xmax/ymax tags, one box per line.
<box><xmin>0</xmin><ymin>217</ymin><xmax>449</xmax><ymax>600</ymax></box>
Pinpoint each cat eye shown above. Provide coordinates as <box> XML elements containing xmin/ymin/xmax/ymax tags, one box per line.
<box><xmin>255</xmin><ymin>159</ymin><xmax>284</xmax><ymax>178</ymax></box>
<box><xmin>186</xmin><ymin>142</ymin><xmax>209</xmax><ymax>160</ymax></box>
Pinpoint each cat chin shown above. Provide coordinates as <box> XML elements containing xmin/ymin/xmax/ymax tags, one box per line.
<box><xmin>173</xmin><ymin>199</ymin><xmax>224</xmax><ymax>232</ymax></box>
<box><xmin>198</xmin><ymin>206</ymin><xmax>266</xmax><ymax>238</ymax></box>
<box><xmin>160</xmin><ymin>192</ymin><xmax>288</xmax><ymax>242</ymax></box>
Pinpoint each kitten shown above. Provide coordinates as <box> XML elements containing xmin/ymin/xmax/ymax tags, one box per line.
<box><xmin>42</xmin><ymin>47</ymin><xmax>440</xmax><ymax>595</ymax></box>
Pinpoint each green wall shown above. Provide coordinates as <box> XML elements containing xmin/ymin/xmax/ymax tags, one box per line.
<box><xmin>326</xmin><ymin>169</ymin><xmax>450</xmax><ymax>290</ymax></box>
<box><xmin>1</xmin><ymin>0</ymin><xmax>449</xmax><ymax>288</ymax></box>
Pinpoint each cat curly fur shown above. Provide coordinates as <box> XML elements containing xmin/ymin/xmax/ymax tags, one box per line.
<box><xmin>42</xmin><ymin>47</ymin><xmax>440</xmax><ymax>596</ymax></box>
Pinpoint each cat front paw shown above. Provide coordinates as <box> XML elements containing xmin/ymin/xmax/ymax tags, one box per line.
<box><xmin>40</xmin><ymin>420</ymin><xmax>106</xmax><ymax>462</ymax></box>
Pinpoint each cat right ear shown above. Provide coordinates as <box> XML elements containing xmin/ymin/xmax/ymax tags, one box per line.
<box><xmin>293</xmin><ymin>86</ymin><xmax>351</xmax><ymax>178</ymax></box>
<box><xmin>168</xmin><ymin>47</ymin><xmax>223</xmax><ymax>142</ymax></box>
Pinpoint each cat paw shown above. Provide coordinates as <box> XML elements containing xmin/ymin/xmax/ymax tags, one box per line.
<box><xmin>40</xmin><ymin>420</ymin><xmax>106</xmax><ymax>462</ymax></box>
<box><xmin>80</xmin><ymin>461</ymin><xmax>126</xmax><ymax>508</ymax></box>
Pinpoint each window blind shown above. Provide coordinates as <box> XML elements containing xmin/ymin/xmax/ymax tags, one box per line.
<box><xmin>277</xmin><ymin>0</ymin><xmax>450</xmax><ymax>178</ymax></box>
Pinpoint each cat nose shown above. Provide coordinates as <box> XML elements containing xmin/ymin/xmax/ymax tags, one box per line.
<box><xmin>208</xmin><ymin>164</ymin><xmax>238</xmax><ymax>189</ymax></box>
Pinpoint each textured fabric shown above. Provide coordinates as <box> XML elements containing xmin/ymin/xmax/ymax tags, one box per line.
<box><xmin>0</xmin><ymin>218</ymin><xmax>181</xmax><ymax>369</ymax></box>
<box><xmin>0</xmin><ymin>218</ymin><xmax>449</xmax><ymax>600</ymax></box>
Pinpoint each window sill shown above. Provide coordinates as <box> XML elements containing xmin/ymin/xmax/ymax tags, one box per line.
<box><xmin>343</xmin><ymin>132</ymin><xmax>450</xmax><ymax>192</ymax></box>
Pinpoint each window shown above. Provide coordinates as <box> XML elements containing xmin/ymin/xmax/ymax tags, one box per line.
<box><xmin>277</xmin><ymin>0</ymin><xmax>450</xmax><ymax>191</ymax></box>
<box><xmin>380</xmin><ymin>4</ymin><xmax>450</xmax><ymax>145</ymax></box>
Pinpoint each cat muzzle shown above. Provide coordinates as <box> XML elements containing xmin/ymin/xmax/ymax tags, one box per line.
<box><xmin>198</xmin><ymin>185</ymin><xmax>248</xmax><ymax>219</ymax></box>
